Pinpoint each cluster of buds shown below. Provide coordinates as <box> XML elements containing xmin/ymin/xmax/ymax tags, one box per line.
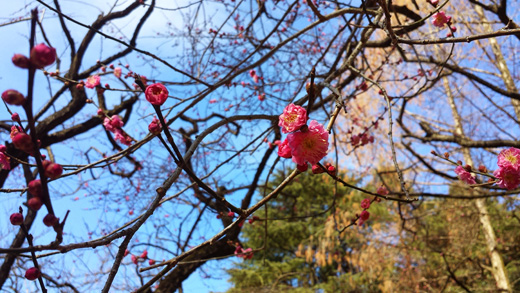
<box><xmin>311</xmin><ymin>162</ymin><xmax>336</xmax><ymax>175</ymax></box>
<box><xmin>351</xmin><ymin>133</ymin><xmax>374</xmax><ymax>146</ymax></box>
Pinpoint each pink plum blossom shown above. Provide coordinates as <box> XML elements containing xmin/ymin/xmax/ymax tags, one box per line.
<box><xmin>103</xmin><ymin>115</ymin><xmax>124</xmax><ymax>132</ymax></box>
<box><xmin>358</xmin><ymin>210</ymin><xmax>370</xmax><ymax>226</ymax></box>
<box><xmin>85</xmin><ymin>75</ymin><xmax>101</xmax><ymax>89</ymax></box>
<box><xmin>497</xmin><ymin>147</ymin><xmax>520</xmax><ymax>170</ymax></box>
<box><xmin>114</xmin><ymin>67</ymin><xmax>122</xmax><ymax>78</ymax></box>
<box><xmin>287</xmin><ymin>120</ymin><xmax>328</xmax><ymax>165</ymax></box>
<box><xmin>432</xmin><ymin>12</ymin><xmax>451</xmax><ymax>28</ymax></box>
<box><xmin>145</xmin><ymin>83</ymin><xmax>169</xmax><ymax>105</ymax></box>
<box><xmin>278</xmin><ymin>104</ymin><xmax>308</xmax><ymax>133</ymax></box>
<box><xmin>454</xmin><ymin>165</ymin><xmax>476</xmax><ymax>185</ymax></box>
<box><xmin>360</xmin><ymin>198</ymin><xmax>371</xmax><ymax>210</ymax></box>
<box><xmin>493</xmin><ymin>165</ymin><xmax>520</xmax><ymax>190</ymax></box>
<box><xmin>377</xmin><ymin>185</ymin><xmax>389</xmax><ymax>196</ymax></box>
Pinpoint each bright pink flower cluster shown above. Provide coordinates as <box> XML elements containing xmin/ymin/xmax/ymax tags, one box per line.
<box><xmin>432</xmin><ymin>11</ymin><xmax>451</xmax><ymax>28</ymax></box>
<box><xmin>103</xmin><ymin>115</ymin><xmax>132</xmax><ymax>146</ymax></box>
<box><xmin>494</xmin><ymin>147</ymin><xmax>520</xmax><ymax>190</ymax></box>
<box><xmin>277</xmin><ymin>104</ymin><xmax>329</xmax><ymax>167</ymax></box>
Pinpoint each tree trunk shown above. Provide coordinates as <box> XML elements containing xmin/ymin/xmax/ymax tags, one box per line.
<box><xmin>444</xmin><ymin>76</ymin><xmax>511</xmax><ymax>292</ymax></box>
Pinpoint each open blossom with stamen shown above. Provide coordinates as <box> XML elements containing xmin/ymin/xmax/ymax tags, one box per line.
<box><xmin>114</xmin><ymin>67</ymin><xmax>122</xmax><ymax>78</ymax></box>
<box><xmin>497</xmin><ymin>147</ymin><xmax>520</xmax><ymax>170</ymax></box>
<box><xmin>85</xmin><ymin>75</ymin><xmax>101</xmax><ymax>89</ymax></box>
<box><xmin>278</xmin><ymin>104</ymin><xmax>307</xmax><ymax>133</ymax></box>
<box><xmin>287</xmin><ymin>120</ymin><xmax>328</xmax><ymax>165</ymax></box>
<box><xmin>455</xmin><ymin>165</ymin><xmax>476</xmax><ymax>185</ymax></box>
<box><xmin>432</xmin><ymin>11</ymin><xmax>451</xmax><ymax>28</ymax></box>
<box><xmin>493</xmin><ymin>165</ymin><xmax>520</xmax><ymax>190</ymax></box>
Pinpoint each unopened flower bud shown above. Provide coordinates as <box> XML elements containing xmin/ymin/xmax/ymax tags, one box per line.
<box><xmin>12</xmin><ymin>54</ymin><xmax>30</xmax><ymax>69</ymax></box>
<box><xmin>10</xmin><ymin>213</ymin><xmax>24</xmax><ymax>225</ymax></box>
<box><xmin>28</xmin><ymin>197</ymin><xmax>43</xmax><ymax>211</ymax></box>
<box><xmin>12</xmin><ymin>133</ymin><xmax>33</xmax><ymax>153</ymax></box>
<box><xmin>2</xmin><ymin>89</ymin><xmax>26</xmax><ymax>106</ymax></box>
<box><xmin>311</xmin><ymin>164</ymin><xmax>325</xmax><ymax>174</ymax></box>
<box><xmin>44</xmin><ymin>161</ymin><xmax>63</xmax><ymax>179</ymax></box>
<box><xmin>28</xmin><ymin>179</ymin><xmax>42</xmax><ymax>197</ymax></box>
<box><xmin>297</xmin><ymin>163</ymin><xmax>308</xmax><ymax>172</ymax></box>
<box><xmin>25</xmin><ymin>267</ymin><xmax>41</xmax><ymax>281</ymax></box>
<box><xmin>30</xmin><ymin>43</ymin><xmax>56</xmax><ymax>68</ymax></box>
<box><xmin>148</xmin><ymin>117</ymin><xmax>162</xmax><ymax>134</ymax></box>
<box><xmin>11</xmin><ymin>113</ymin><xmax>20</xmax><ymax>122</ymax></box>
<box><xmin>43</xmin><ymin>214</ymin><xmax>58</xmax><ymax>227</ymax></box>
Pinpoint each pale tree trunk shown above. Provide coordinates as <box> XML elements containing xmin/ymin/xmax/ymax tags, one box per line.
<box><xmin>473</xmin><ymin>5</ymin><xmax>520</xmax><ymax>120</ymax></box>
<box><xmin>444</xmin><ymin>77</ymin><xmax>511</xmax><ymax>292</ymax></box>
